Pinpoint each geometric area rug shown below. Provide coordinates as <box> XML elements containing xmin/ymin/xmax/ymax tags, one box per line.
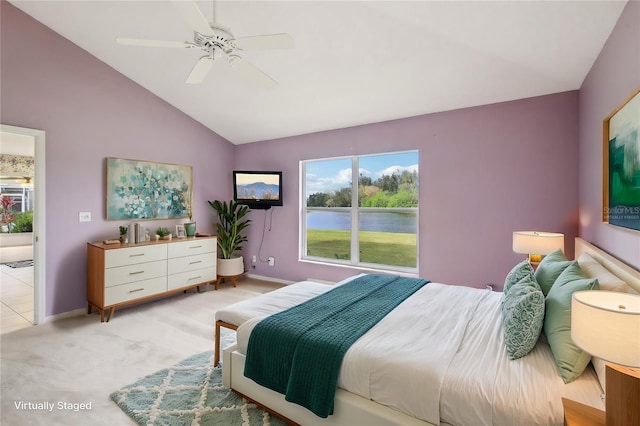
<box><xmin>110</xmin><ymin>351</ymin><xmax>289</xmax><ymax>426</ymax></box>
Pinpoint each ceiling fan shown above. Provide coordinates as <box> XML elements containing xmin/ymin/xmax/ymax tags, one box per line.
<box><xmin>116</xmin><ymin>0</ymin><xmax>294</xmax><ymax>88</ymax></box>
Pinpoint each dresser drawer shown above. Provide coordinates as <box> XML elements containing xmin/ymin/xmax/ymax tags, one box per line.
<box><xmin>167</xmin><ymin>253</ymin><xmax>216</xmax><ymax>275</ymax></box>
<box><xmin>167</xmin><ymin>267</ymin><xmax>216</xmax><ymax>291</ymax></box>
<box><xmin>104</xmin><ymin>277</ymin><xmax>167</xmax><ymax>306</ymax></box>
<box><xmin>105</xmin><ymin>244</ymin><xmax>167</xmax><ymax>268</ymax></box>
<box><xmin>168</xmin><ymin>238</ymin><xmax>216</xmax><ymax>258</ymax></box>
<box><xmin>105</xmin><ymin>260</ymin><xmax>167</xmax><ymax>287</ymax></box>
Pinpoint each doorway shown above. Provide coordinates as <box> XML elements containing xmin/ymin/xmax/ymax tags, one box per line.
<box><xmin>0</xmin><ymin>124</ymin><xmax>45</xmax><ymax>331</ymax></box>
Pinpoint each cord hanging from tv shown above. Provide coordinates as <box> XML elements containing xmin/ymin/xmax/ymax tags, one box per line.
<box><xmin>233</xmin><ymin>170</ymin><xmax>282</xmax><ymax>210</ymax></box>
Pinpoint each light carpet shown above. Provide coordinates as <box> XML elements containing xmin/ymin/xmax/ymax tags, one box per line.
<box><xmin>110</xmin><ymin>351</ymin><xmax>288</xmax><ymax>426</ymax></box>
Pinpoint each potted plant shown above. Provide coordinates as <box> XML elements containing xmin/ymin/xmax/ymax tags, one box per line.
<box><xmin>208</xmin><ymin>199</ymin><xmax>250</xmax><ymax>277</ymax></box>
<box><xmin>119</xmin><ymin>225</ymin><xmax>128</xmax><ymax>243</ymax></box>
<box><xmin>156</xmin><ymin>226</ymin><xmax>171</xmax><ymax>240</ymax></box>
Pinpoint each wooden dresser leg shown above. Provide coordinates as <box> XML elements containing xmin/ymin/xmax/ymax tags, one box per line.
<box><xmin>99</xmin><ymin>309</ymin><xmax>105</xmax><ymax>323</ymax></box>
<box><xmin>106</xmin><ymin>307</ymin><xmax>115</xmax><ymax>322</ymax></box>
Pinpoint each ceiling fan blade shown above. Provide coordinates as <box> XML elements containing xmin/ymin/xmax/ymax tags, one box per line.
<box><xmin>186</xmin><ymin>56</ymin><xmax>215</xmax><ymax>84</ymax></box>
<box><xmin>116</xmin><ymin>37</ymin><xmax>190</xmax><ymax>48</ymax></box>
<box><xmin>232</xmin><ymin>33</ymin><xmax>294</xmax><ymax>50</ymax></box>
<box><xmin>229</xmin><ymin>55</ymin><xmax>278</xmax><ymax>89</ymax></box>
<box><xmin>171</xmin><ymin>0</ymin><xmax>215</xmax><ymax>37</ymax></box>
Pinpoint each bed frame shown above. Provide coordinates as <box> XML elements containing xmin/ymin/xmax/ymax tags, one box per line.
<box><xmin>574</xmin><ymin>237</ymin><xmax>640</xmax><ymax>293</ymax></box>
<box><xmin>222</xmin><ymin>237</ymin><xmax>640</xmax><ymax>425</ymax></box>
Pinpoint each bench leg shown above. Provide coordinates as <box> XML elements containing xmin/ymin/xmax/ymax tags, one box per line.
<box><xmin>214</xmin><ymin>321</ymin><xmax>221</xmax><ymax>366</ymax></box>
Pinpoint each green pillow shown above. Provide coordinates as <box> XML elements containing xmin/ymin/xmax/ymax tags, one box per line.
<box><xmin>544</xmin><ymin>262</ymin><xmax>599</xmax><ymax>383</ymax></box>
<box><xmin>502</xmin><ymin>277</ymin><xmax>545</xmax><ymax>360</ymax></box>
<box><xmin>534</xmin><ymin>249</ymin><xmax>574</xmax><ymax>295</ymax></box>
<box><xmin>503</xmin><ymin>260</ymin><xmax>535</xmax><ymax>295</ymax></box>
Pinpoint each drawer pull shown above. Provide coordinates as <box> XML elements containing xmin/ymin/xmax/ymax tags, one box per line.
<box><xmin>129</xmin><ymin>288</ymin><xmax>144</xmax><ymax>293</ymax></box>
<box><xmin>189</xmin><ymin>260</ymin><xmax>202</xmax><ymax>265</ymax></box>
<box><xmin>189</xmin><ymin>245</ymin><xmax>203</xmax><ymax>249</ymax></box>
<box><xmin>129</xmin><ymin>271</ymin><xmax>145</xmax><ymax>275</ymax></box>
<box><xmin>129</xmin><ymin>253</ymin><xmax>145</xmax><ymax>257</ymax></box>
<box><xmin>189</xmin><ymin>276</ymin><xmax>202</xmax><ymax>281</ymax></box>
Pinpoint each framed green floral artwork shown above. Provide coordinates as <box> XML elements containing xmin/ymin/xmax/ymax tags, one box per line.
<box><xmin>603</xmin><ymin>87</ymin><xmax>640</xmax><ymax>232</ymax></box>
<box><xmin>106</xmin><ymin>157</ymin><xmax>192</xmax><ymax>220</ymax></box>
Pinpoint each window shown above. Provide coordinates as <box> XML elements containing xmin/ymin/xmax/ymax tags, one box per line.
<box><xmin>301</xmin><ymin>150</ymin><xmax>419</xmax><ymax>273</ymax></box>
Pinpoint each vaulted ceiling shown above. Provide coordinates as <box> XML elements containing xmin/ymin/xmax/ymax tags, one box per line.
<box><xmin>8</xmin><ymin>0</ymin><xmax>627</xmax><ymax>144</ymax></box>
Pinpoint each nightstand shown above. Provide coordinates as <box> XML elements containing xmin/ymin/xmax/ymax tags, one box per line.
<box><xmin>562</xmin><ymin>398</ymin><xmax>605</xmax><ymax>426</ymax></box>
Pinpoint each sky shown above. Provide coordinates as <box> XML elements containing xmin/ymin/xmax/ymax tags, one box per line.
<box><xmin>305</xmin><ymin>151</ymin><xmax>418</xmax><ymax>196</ymax></box>
<box><xmin>235</xmin><ymin>172</ymin><xmax>280</xmax><ymax>185</ymax></box>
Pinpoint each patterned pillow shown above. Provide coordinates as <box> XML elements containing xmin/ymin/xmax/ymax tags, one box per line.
<box><xmin>501</xmin><ymin>277</ymin><xmax>545</xmax><ymax>360</ymax></box>
<box><xmin>503</xmin><ymin>260</ymin><xmax>535</xmax><ymax>295</ymax></box>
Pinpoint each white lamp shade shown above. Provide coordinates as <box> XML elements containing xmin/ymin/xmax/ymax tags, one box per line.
<box><xmin>512</xmin><ymin>231</ymin><xmax>564</xmax><ymax>255</ymax></box>
<box><xmin>571</xmin><ymin>290</ymin><xmax>640</xmax><ymax>368</ymax></box>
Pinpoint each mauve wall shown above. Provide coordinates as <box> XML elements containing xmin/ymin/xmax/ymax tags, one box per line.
<box><xmin>579</xmin><ymin>0</ymin><xmax>640</xmax><ymax>269</ymax></box>
<box><xmin>236</xmin><ymin>92</ymin><xmax>580</xmax><ymax>288</ymax></box>
<box><xmin>1</xmin><ymin>2</ymin><xmax>234</xmax><ymax>316</ymax></box>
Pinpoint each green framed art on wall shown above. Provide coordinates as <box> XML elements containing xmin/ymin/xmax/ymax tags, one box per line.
<box><xmin>603</xmin><ymin>87</ymin><xmax>640</xmax><ymax>232</ymax></box>
<box><xmin>106</xmin><ymin>157</ymin><xmax>192</xmax><ymax>221</ymax></box>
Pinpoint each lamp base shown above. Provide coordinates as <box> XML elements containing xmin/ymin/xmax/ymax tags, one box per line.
<box><xmin>528</xmin><ymin>254</ymin><xmax>543</xmax><ymax>263</ymax></box>
<box><xmin>606</xmin><ymin>363</ymin><xmax>640</xmax><ymax>426</ymax></box>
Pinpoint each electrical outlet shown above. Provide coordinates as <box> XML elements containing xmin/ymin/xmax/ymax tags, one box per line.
<box><xmin>79</xmin><ymin>211</ymin><xmax>91</xmax><ymax>222</ymax></box>
<box><xmin>252</xmin><ymin>255</ymin><xmax>257</xmax><ymax>265</ymax></box>
<box><xmin>268</xmin><ymin>256</ymin><xmax>275</xmax><ymax>267</ymax></box>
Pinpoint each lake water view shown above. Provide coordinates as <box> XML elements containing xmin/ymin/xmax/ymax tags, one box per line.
<box><xmin>307</xmin><ymin>211</ymin><xmax>417</xmax><ymax>233</ymax></box>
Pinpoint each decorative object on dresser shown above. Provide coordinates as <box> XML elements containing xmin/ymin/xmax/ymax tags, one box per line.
<box><xmin>118</xmin><ymin>225</ymin><xmax>128</xmax><ymax>244</ymax></box>
<box><xmin>87</xmin><ymin>236</ymin><xmax>216</xmax><ymax>322</ymax></box>
<box><xmin>183</xmin><ymin>188</ymin><xmax>197</xmax><ymax>237</ymax></box>
<box><xmin>602</xmin><ymin>86</ymin><xmax>640</xmax><ymax>232</ymax></box>
<box><xmin>571</xmin><ymin>290</ymin><xmax>640</xmax><ymax>426</ymax></box>
<box><xmin>208</xmin><ymin>199</ymin><xmax>251</xmax><ymax>288</ymax></box>
<box><xmin>155</xmin><ymin>226</ymin><xmax>171</xmax><ymax>240</ymax></box>
<box><xmin>512</xmin><ymin>230</ymin><xmax>565</xmax><ymax>264</ymax></box>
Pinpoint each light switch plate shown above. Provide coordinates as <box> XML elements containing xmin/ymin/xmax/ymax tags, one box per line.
<box><xmin>79</xmin><ymin>212</ymin><xmax>91</xmax><ymax>222</ymax></box>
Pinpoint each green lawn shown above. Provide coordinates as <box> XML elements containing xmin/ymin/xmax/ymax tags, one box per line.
<box><xmin>306</xmin><ymin>229</ymin><xmax>416</xmax><ymax>267</ymax></box>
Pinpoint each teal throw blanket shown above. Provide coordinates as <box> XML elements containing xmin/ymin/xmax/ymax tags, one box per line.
<box><xmin>243</xmin><ymin>274</ymin><xmax>429</xmax><ymax>418</ymax></box>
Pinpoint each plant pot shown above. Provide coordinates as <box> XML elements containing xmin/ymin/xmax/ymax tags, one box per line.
<box><xmin>184</xmin><ymin>222</ymin><xmax>196</xmax><ymax>237</ymax></box>
<box><xmin>119</xmin><ymin>235</ymin><xmax>128</xmax><ymax>244</ymax></box>
<box><xmin>217</xmin><ymin>256</ymin><xmax>244</xmax><ymax>277</ymax></box>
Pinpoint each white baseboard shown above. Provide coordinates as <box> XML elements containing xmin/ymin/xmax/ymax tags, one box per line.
<box><xmin>244</xmin><ymin>273</ymin><xmax>294</xmax><ymax>285</ymax></box>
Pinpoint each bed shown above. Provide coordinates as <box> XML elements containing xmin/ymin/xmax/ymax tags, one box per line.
<box><xmin>220</xmin><ymin>238</ymin><xmax>640</xmax><ymax>425</ymax></box>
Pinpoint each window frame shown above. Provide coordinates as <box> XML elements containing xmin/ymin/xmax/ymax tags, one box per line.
<box><xmin>300</xmin><ymin>151</ymin><xmax>419</xmax><ymax>275</ymax></box>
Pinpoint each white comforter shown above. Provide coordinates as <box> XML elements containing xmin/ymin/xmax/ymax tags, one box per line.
<box><xmin>236</xmin><ymin>282</ymin><xmax>603</xmax><ymax>425</ymax></box>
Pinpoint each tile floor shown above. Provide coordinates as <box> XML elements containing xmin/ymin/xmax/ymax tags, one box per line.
<box><xmin>0</xmin><ymin>263</ymin><xmax>34</xmax><ymax>334</ymax></box>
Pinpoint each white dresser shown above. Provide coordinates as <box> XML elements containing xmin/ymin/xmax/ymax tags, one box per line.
<box><xmin>87</xmin><ymin>236</ymin><xmax>216</xmax><ymax>322</ymax></box>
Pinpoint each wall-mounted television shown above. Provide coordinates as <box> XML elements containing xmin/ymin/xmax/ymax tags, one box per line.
<box><xmin>233</xmin><ymin>170</ymin><xmax>283</xmax><ymax>209</ymax></box>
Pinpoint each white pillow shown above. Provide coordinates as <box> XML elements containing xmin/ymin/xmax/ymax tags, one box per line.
<box><xmin>577</xmin><ymin>252</ymin><xmax>629</xmax><ymax>292</ymax></box>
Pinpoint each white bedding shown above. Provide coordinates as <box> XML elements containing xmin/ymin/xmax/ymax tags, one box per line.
<box><xmin>215</xmin><ymin>280</ymin><xmax>334</xmax><ymax>326</ymax></box>
<box><xmin>236</xmin><ymin>281</ymin><xmax>604</xmax><ymax>425</ymax></box>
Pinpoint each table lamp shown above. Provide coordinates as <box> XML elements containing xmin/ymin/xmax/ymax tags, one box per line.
<box><xmin>512</xmin><ymin>231</ymin><xmax>564</xmax><ymax>263</ymax></box>
<box><xmin>571</xmin><ymin>290</ymin><xmax>640</xmax><ymax>426</ymax></box>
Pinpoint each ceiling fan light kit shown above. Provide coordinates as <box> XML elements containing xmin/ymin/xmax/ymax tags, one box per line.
<box><xmin>116</xmin><ymin>0</ymin><xmax>293</xmax><ymax>87</ymax></box>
